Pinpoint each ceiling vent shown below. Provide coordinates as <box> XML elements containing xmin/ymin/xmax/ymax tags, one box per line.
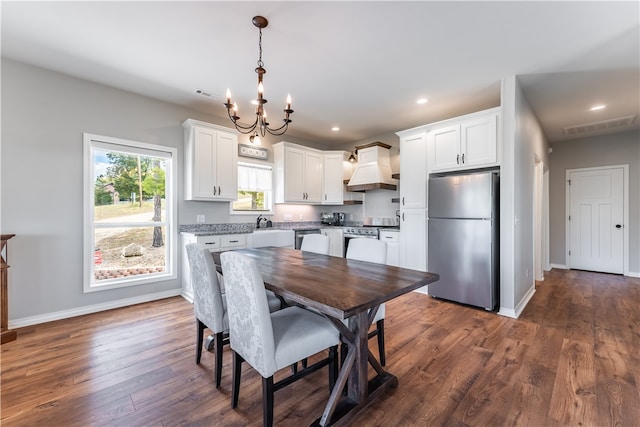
<box><xmin>562</xmin><ymin>115</ymin><xmax>638</xmax><ymax>136</ymax></box>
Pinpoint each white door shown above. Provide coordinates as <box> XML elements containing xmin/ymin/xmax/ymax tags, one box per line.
<box><xmin>568</xmin><ymin>167</ymin><xmax>624</xmax><ymax>274</ymax></box>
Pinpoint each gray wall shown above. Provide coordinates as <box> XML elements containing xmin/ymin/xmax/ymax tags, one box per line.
<box><xmin>548</xmin><ymin>130</ymin><xmax>640</xmax><ymax>274</ymax></box>
<box><xmin>0</xmin><ymin>59</ymin><xmax>315</xmax><ymax>324</ymax></box>
<box><xmin>0</xmin><ymin>59</ymin><xmax>400</xmax><ymax>325</ymax></box>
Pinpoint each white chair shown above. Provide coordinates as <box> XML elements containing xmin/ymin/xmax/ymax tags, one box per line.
<box><xmin>185</xmin><ymin>243</ymin><xmax>281</xmax><ymax>388</ymax></box>
<box><xmin>300</xmin><ymin>233</ymin><xmax>330</xmax><ymax>255</ymax></box>
<box><xmin>220</xmin><ymin>251</ymin><xmax>340</xmax><ymax>427</ymax></box>
<box><xmin>346</xmin><ymin>238</ymin><xmax>388</xmax><ymax>365</ymax></box>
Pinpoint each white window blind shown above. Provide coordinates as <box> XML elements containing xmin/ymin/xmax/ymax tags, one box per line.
<box><xmin>238</xmin><ymin>163</ymin><xmax>272</xmax><ymax>191</ymax></box>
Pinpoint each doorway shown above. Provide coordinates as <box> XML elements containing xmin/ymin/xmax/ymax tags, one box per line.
<box><xmin>566</xmin><ymin>165</ymin><xmax>628</xmax><ymax>274</ymax></box>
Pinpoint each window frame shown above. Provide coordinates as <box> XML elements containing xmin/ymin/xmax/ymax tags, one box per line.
<box><xmin>230</xmin><ymin>161</ymin><xmax>274</xmax><ymax>215</ymax></box>
<box><xmin>83</xmin><ymin>133</ymin><xmax>178</xmax><ymax>292</ymax></box>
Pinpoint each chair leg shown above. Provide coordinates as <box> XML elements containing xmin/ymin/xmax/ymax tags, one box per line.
<box><xmin>196</xmin><ymin>319</ymin><xmax>205</xmax><ymax>364</ymax></box>
<box><xmin>231</xmin><ymin>351</ymin><xmax>243</xmax><ymax>409</ymax></box>
<box><xmin>262</xmin><ymin>376</ymin><xmax>275</xmax><ymax>427</ymax></box>
<box><xmin>214</xmin><ymin>332</ymin><xmax>224</xmax><ymax>388</ymax></box>
<box><xmin>376</xmin><ymin>319</ymin><xmax>386</xmax><ymax>366</ymax></box>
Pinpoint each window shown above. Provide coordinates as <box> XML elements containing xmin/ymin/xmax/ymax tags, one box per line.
<box><xmin>231</xmin><ymin>162</ymin><xmax>273</xmax><ymax>214</ymax></box>
<box><xmin>83</xmin><ymin>133</ymin><xmax>177</xmax><ymax>292</ymax></box>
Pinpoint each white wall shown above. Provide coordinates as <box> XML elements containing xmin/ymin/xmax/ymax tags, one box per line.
<box><xmin>499</xmin><ymin>76</ymin><xmax>549</xmax><ymax>317</ymax></box>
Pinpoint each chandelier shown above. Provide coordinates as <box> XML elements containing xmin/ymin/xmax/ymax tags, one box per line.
<box><xmin>224</xmin><ymin>16</ymin><xmax>294</xmax><ymax>138</ymax></box>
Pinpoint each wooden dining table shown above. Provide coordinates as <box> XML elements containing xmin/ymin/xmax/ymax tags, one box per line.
<box><xmin>212</xmin><ymin>247</ymin><xmax>439</xmax><ymax>426</ymax></box>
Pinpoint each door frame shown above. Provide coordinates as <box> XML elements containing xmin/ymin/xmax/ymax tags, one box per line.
<box><xmin>565</xmin><ymin>164</ymin><xmax>629</xmax><ymax>275</ymax></box>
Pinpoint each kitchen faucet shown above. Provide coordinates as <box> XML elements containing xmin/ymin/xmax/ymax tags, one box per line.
<box><xmin>256</xmin><ymin>214</ymin><xmax>263</xmax><ymax>228</ymax></box>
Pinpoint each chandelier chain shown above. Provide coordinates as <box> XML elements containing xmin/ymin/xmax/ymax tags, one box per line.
<box><xmin>257</xmin><ymin>28</ymin><xmax>264</xmax><ymax>68</ymax></box>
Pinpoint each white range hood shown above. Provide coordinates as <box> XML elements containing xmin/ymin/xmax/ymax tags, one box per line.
<box><xmin>346</xmin><ymin>142</ymin><xmax>398</xmax><ymax>192</ymax></box>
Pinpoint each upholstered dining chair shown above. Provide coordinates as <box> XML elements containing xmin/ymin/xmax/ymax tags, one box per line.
<box><xmin>185</xmin><ymin>243</ymin><xmax>281</xmax><ymax>388</ymax></box>
<box><xmin>345</xmin><ymin>237</ymin><xmax>388</xmax><ymax>365</ymax></box>
<box><xmin>300</xmin><ymin>233</ymin><xmax>330</xmax><ymax>255</ymax></box>
<box><xmin>220</xmin><ymin>251</ymin><xmax>340</xmax><ymax>427</ymax></box>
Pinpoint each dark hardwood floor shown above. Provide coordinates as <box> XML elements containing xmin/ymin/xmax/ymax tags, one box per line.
<box><xmin>2</xmin><ymin>269</ymin><xmax>639</xmax><ymax>426</ymax></box>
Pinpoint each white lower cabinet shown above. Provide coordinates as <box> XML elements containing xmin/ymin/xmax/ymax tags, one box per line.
<box><xmin>379</xmin><ymin>230</ymin><xmax>399</xmax><ymax>266</ymax></box>
<box><xmin>321</xmin><ymin>228</ymin><xmax>344</xmax><ymax>257</ymax></box>
<box><xmin>181</xmin><ymin>233</ymin><xmax>247</xmax><ymax>300</ymax></box>
<box><xmin>399</xmin><ymin>209</ymin><xmax>427</xmax><ymax>271</ymax></box>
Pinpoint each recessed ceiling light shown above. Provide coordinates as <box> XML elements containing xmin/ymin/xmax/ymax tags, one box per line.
<box><xmin>416</xmin><ymin>98</ymin><xmax>429</xmax><ymax>105</ymax></box>
<box><xmin>590</xmin><ymin>104</ymin><xmax>606</xmax><ymax>111</ymax></box>
<box><xmin>331</xmin><ymin>126</ymin><xmax>340</xmax><ymax>132</ymax></box>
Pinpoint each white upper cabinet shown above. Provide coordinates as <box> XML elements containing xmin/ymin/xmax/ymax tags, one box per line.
<box><xmin>428</xmin><ymin>108</ymin><xmax>500</xmax><ymax>173</ymax></box>
<box><xmin>399</xmin><ymin>132</ymin><xmax>427</xmax><ymax>209</ymax></box>
<box><xmin>322</xmin><ymin>152</ymin><xmax>346</xmax><ymax>205</ymax></box>
<box><xmin>274</xmin><ymin>142</ymin><xmax>323</xmax><ymax>204</ymax></box>
<box><xmin>183</xmin><ymin>119</ymin><xmax>238</xmax><ymax>201</ymax></box>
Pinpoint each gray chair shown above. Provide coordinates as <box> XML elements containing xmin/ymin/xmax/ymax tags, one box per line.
<box><xmin>300</xmin><ymin>233</ymin><xmax>330</xmax><ymax>255</ymax></box>
<box><xmin>346</xmin><ymin>238</ymin><xmax>388</xmax><ymax>365</ymax></box>
<box><xmin>185</xmin><ymin>243</ymin><xmax>281</xmax><ymax>388</ymax></box>
<box><xmin>220</xmin><ymin>251</ymin><xmax>340</xmax><ymax>427</ymax></box>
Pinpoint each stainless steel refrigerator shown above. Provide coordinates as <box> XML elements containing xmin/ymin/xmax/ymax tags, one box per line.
<box><xmin>427</xmin><ymin>171</ymin><xmax>499</xmax><ymax>310</ymax></box>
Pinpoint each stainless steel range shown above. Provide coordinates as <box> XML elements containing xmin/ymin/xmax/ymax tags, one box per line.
<box><xmin>343</xmin><ymin>226</ymin><xmax>379</xmax><ymax>257</ymax></box>
<box><xmin>343</xmin><ymin>218</ymin><xmax>400</xmax><ymax>256</ymax></box>
<box><xmin>343</xmin><ymin>226</ymin><xmax>379</xmax><ymax>239</ymax></box>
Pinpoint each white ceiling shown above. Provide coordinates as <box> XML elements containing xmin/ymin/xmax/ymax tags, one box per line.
<box><xmin>2</xmin><ymin>1</ymin><xmax>638</xmax><ymax>146</ymax></box>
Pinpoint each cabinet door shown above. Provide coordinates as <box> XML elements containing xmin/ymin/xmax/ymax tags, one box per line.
<box><xmin>379</xmin><ymin>231</ymin><xmax>399</xmax><ymax>266</ymax></box>
<box><xmin>284</xmin><ymin>147</ymin><xmax>306</xmax><ymax>202</ymax></box>
<box><xmin>399</xmin><ymin>209</ymin><xmax>426</xmax><ymax>272</ymax></box>
<box><xmin>429</xmin><ymin>125</ymin><xmax>461</xmax><ymax>172</ymax></box>
<box><xmin>304</xmin><ymin>151</ymin><xmax>323</xmax><ymax>203</ymax></box>
<box><xmin>322</xmin><ymin>154</ymin><xmax>344</xmax><ymax>205</ymax></box>
<box><xmin>214</xmin><ymin>132</ymin><xmax>238</xmax><ymax>200</ymax></box>
<box><xmin>461</xmin><ymin>113</ymin><xmax>497</xmax><ymax>168</ymax></box>
<box><xmin>192</xmin><ymin>127</ymin><xmax>217</xmax><ymax>199</ymax></box>
<box><xmin>399</xmin><ymin>133</ymin><xmax>427</xmax><ymax>209</ymax></box>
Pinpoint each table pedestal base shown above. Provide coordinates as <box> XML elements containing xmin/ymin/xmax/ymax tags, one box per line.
<box><xmin>311</xmin><ymin>372</ymin><xmax>398</xmax><ymax>427</ymax></box>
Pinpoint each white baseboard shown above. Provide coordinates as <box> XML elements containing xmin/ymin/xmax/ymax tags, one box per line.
<box><xmin>548</xmin><ymin>264</ymin><xmax>639</xmax><ymax>278</ymax></box>
<box><xmin>549</xmin><ymin>263</ymin><xmax>567</xmax><ymax>270</ymax></box>
<box><xmin>181</xmin><ymin>289</ymin><xmax>194</xmax><ymax>303</ymax></box>
<box><xmin>498</xmin><ymin>283</ymin><xmax>536</xmax><ymax>319</ymax></box>
<box><xmin>413</xmin><ymin>285</ymin><xmax>429</xmax><ymax>295</ymax></box>
<box><xmin>9</xmin><ymin>289</ymin><xmax>184</xmax><ymax>329</ymax></box>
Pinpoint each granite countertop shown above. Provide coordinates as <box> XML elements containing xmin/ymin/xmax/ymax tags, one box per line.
<box><xmin>180</xmin><ymin>221</ymin><xmax>328</xmax><ymax>236</ymax></box>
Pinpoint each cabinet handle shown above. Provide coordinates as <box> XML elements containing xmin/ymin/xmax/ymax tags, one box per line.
<box><xmin>213</xmin><ymin>186</ymin><xmax>217</xmax><ymax>195</ymax></box>
<box><xmin>402</xmin><ymin>197</ymin><xmax>405</xmax><ymax>206</ymax></box>
<box><xmin>218</xmin><ymin>186</ymin><xmax>221</xmax><ymax>195</ymax></box>
<box><xmin>229</xmin><ymin>240</ymin><xmax>239</xmax><ymax>243</ymax></box>
<box><xmin>204</xmin><ymin>242</ymin><xmax>216</xmax><ymax>245</ymax></box>
<box><xmin>402</xmin><ymin>212</ymin><xmax>405</xmax><ymax>221</ymax></box>
<box><xmin>461</xmin><ymin>154</ymin><xmax>465</xmax><ymax>164</ymax></box>
<box><xmin>456</xmin><ymin>154</ymin><xmax>460</xmax><ymax>164</ymax></box>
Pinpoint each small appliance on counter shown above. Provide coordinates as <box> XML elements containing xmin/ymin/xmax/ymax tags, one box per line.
<box><xmin>320</xmin><ymin>212</ymin><xmax>345</xmax><ymax>226</ymax></box>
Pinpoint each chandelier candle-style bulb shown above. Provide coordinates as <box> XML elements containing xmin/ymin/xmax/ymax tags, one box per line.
<box><xmin>224</xmin><ymin>15</ymin><xmax>294</xmax><ymax>137</ymax></box>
